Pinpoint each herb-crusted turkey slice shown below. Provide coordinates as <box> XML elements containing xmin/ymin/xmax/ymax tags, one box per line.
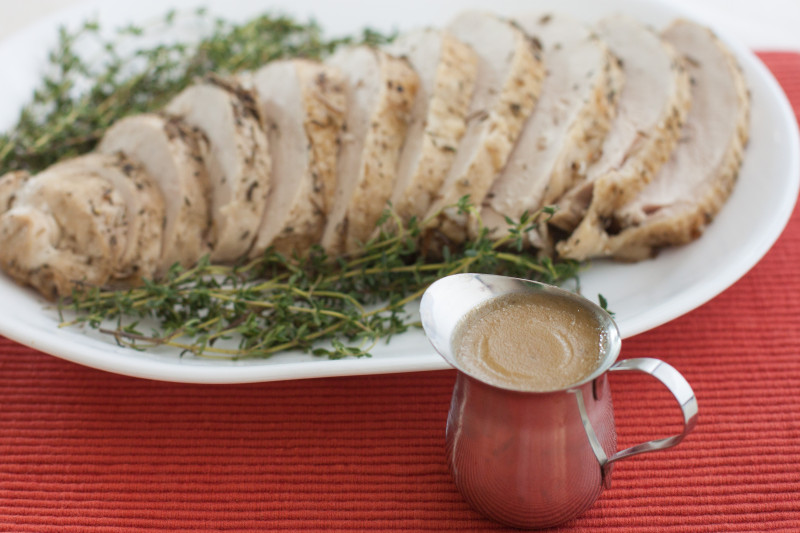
<box><xmin>551</xmin><ymin>16</ymin><xmax>691</xmax><ymax>257</ymax></box>
<box><xmin>580</xmin><ymin>19</ymin><xmax>750</xmax><ymax>260</ymax></box>
<box><xmin>47</xmin><ymin>152</ymin><xmax>165</xmax><ymax>281</ymax></box>
<box><xmin>0</xmin><ymin>169</ymin><xmax>128</xmax><ymax>299</ymax></box>
<box><xmin>98</xmin><ymin>113</ymin><xmax>212</xmax><ymax>275</ymax></box>
<box><xmin>165</xmin><ymin>77</ymin><xmax>271</xmax><ymax>262</ymax></box>
<box><xmin>320</xmin><ymin>46</ymin><xmax>419</xmax><ymax>256</ymax></box>
<box><xmin>248</xmin><ymin>59</ymin><xmax>345</xmax><ymax>258</ymax></box>
<box><xmin>481</xmin><ymin>13</ymin><xmax>623</xmax><ymax>240</ymax></box>
<box><xmin>384</xmin><ymin>28</ymin><xmax>478</xmax><ymax>225</ymax></box>
<box><xmin>423</xmin><ymin>11</ymin><xmax>544</xmax><ymax>241</ymax></box>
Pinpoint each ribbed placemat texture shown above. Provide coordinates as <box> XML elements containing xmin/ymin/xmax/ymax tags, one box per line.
<box><xmin>0</xmin><ymin>52</ymin><xmax>799</xmax><ymax>532</ymax></box>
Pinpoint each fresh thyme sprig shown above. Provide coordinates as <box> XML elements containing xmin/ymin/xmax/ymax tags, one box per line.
<box><xmin>0</xmin><ymin>8</ymin><xmax>393</xmax><ymax>174</ymax></box>
<box><xmin>60</xmin><ymin>201</ymin><xmax>581</xmax><ymax>360</ymax></box>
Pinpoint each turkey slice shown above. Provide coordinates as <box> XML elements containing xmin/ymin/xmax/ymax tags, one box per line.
<box><xmin>320</xmin><ymin>46</ymin><xmax>419</xmax><ymax>255</ymax></box>
<box><xmin>0</xmin><ymin>169</ymin><xmax>128</xmax><ymax>299</ymax></box>
<box><xmin>47</xmin><ymin>152</ymin><xmax>165</xmax><ymax>281</ymax></box>
<box><xmin>481</xmin><ymin>13</ymin><xmax>623</xmax><ymax>240</ymax></box>
<box><xmin>98</xmin><ymin>113</ymin><xmax>212</xmax><ymax>275</ymax></box>
<box><xmin>583</xmin><ymin>19</ymin><xmax>750</xmax><ymax>260</ymax></box>
<box><xmin>165</xmin><ymin>77</ymin><xmax>271</xmax><ymax>262</ymax></box>
<box><xmin>248</xmin><ymin>59</ymin><xmax>345</xmax><ymax>258</ymax></box>
<box><xmin>422</xmin><ymin>11</ymin><xmax>544</xmax><ymax>242</ymax></box>
<box><xmin>384</xmin><ymin>28</ymin><xmax>478</xmax><ymax>225</ymax></box>
<box><xmin>552</xmin><ymin>16</ymin><xmax>691</xmax><ymax>257</ymax></box>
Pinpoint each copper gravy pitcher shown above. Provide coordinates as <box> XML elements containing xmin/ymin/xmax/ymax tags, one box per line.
<box><xmin>420</xmin><ymin>273</ymin><xmax>698</xmax><ymax>529</ymax></box>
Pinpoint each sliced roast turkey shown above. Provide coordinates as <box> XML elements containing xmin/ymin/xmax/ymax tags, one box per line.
<box><xmin>422</xmin><ymin>11</ymin><xmax>545</xmax><ymax>241</ymax></box>
<box><xmin>384</xmin><ymin>28</ymin><xmax>478</xmax><ymax>225</ymax></box>
<box><xmin>165</xmin><ymin>77</ymin><xmax>271</xmax><ymax>262</ymax></box>
<box><xmin>47</xmin><ymin>152</ymin><xmax>165</xmax><ymax>281</ymax></box>
<box><xmin>481</xmin><ymin>13</ymin><xmax>624</xmax><ymax>240</ymax></box>
<box><xmin>0</xmin><ymin>169</ymin><xmax>128</xmax><ymax>299</ymax></box>
<box><xmin>248</xmin><ymin>59</ymin><xmax>345</xmax><ymax>258</ymax></box>
<box><xmin>320</xmin><ymin>46</ymin><xmax>419</xmax><ymax>255</ymax></box>
<box><xmin>551</xmin><ymin>16</ymin><xmax>691</xmax><ymax>256</ymax></box>
<box><xmin>576</xmin><ymin>19</ymin><xmax>750</xmax><ymax>260</ymax></box>
<box><xmin>97</xmin><ymin>113</ymin><xmax>212</xmax><ymax>275</ymax></box>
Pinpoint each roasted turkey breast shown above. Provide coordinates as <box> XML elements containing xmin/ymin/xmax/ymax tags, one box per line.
<box><xmin>552</xmin><ymin>16</ymin><xmax>691</xmax><ymax>258</ymax></box>
<box><xmin>481</xmin><ymin>13</ymin><xmax>623</xmax><ymax>242</ymax></box>
<box><xmin>384</xmin><ymin>28</ymin><xmax>478</xmax><ymax>225</ymax></box>
<box><xmin>320</xmin><ymin>46</ymin><xmax>419</xmax><ymax>255</ymax></box>
<box><xmin>590</xmin><ymin>19</ymin><xmax>750</xmax><ymax>260</ymax></box>
<box><xmin>46</xmin><ymin>153</ymin><xmax>165</xmax><ymax>281</ymax></box>
<box><xmin>165</xmin><ymin>77</ymin><xmax>271</xmax><ymax>262</ymax></box>
<box><xmin>423</xmin><ymin>11</ymin><xmax>545</xmax><ymax>242</ymax></box>
<box><xmin>0</xmin><ymin>11</ymin><xmax>752</xmax><ymax>302</ymax></box>
<box><xmin>248</xmin><ymin>59</ymin><xmax>345</xmax><ymax>257</ymax></box>
<box><xmin>98</xmin><ymin>114</ymin><xmax>212</xmax><ymax>275</ymax></box>
<box><xmin>0</xmin><ymin>169</ymin><xmax>128</xmax><ymax>299</ymax></box>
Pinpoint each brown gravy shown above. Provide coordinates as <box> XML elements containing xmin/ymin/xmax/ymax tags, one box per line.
<box><xmin>452</xmin><ymin>291</ymin><xmax>606</xmax><ymax>391</ymax></box>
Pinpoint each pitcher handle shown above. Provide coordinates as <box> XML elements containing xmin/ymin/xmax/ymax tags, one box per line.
<box><xmin>605</xmin><ymin>358</ymin><xmax>698</xmax><ymax>465</ymax></box>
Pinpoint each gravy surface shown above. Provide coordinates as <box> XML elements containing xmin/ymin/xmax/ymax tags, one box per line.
<box><xmin>452</xmin><ymin>291</ymin><xmax>605</xmax><ymax>391</ymax></box>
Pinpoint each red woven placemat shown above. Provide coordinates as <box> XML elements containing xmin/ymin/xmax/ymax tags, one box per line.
<box><xmin>1</xmin><ymin>52</ymin><xmax>799</xmax><ymax>532</ymax></box>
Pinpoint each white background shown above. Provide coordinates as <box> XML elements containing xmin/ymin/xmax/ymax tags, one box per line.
<box><xmin>1</xmin><ymin>0</ymin><xmax>800</xmax><ymax>49</ymax></box>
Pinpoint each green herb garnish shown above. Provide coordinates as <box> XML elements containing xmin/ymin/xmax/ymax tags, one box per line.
<box><xmin>598</xmin><ymin>293</ymin><xmax>614</xmax><ymax>316</ymax></box>
<box><xmin>60</xmin><ymin>202</ymin><xmax>580</xmax><ymax>360</ymax></box>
